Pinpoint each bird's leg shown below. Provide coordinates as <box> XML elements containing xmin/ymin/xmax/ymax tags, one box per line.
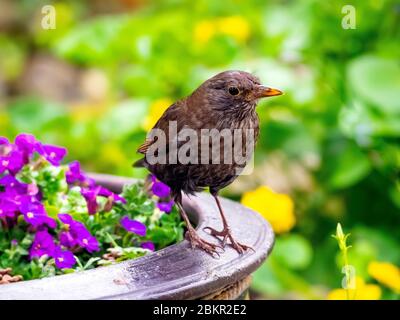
<box><xmin>175</xmin><ymin>194</ymin><xmax>222</xmax><ymax>257</ymax></box>
<box><xmin>204</xmin><ymin>194</ymin><xmax>253</xmax><ymax>254</ymax></box>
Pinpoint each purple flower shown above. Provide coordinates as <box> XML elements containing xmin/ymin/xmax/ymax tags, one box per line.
<box><xmin>65</xmin><ymin>160</ymin><xmax>96</xmax><ymax>188</ymax></box>
<box><xmin>97</xmin><ymin>186</ymin><xmax>126</xmax><ymax>204</ymax></box>
<box><xmin>58</xmin><ymin>213</ymin><xmax>75</xmax><ymax>226</ymax></box>
<box><xmin>58</xmin><ymin>213</ymin><xmax>100</xmax><ymax>253</ymax></box>
<box><xmin>120</xmin><ymin>216</ymin><xmax>146</xmax><ymax>236</ymax></box>
<box><xmin>29</xmin><ymin>229</ymin><xmax>56</xmax><ymax>259</ymax></box>
<box><xmin>19</xmin><ymin>197</ymin><xmax>56</xmax><ymax>228</ymax></box>
<box><xmin>66</xmin><ymin>161</ymin><xmax>86</xmax><ymax>184</ymax></box>
<box><xmin>151</xmin><ymin>175</ymin><xmax>170</xmax><ymax>198</ymax></box>
<box><xmin>37</xmin><ymin>144</ymin><xmax>67</xmax><ymax>166</ymax></box>
<box><xmin>78</xmin><ymin>235</ymin><xmax>100</xmax><ymax>253</ymax></box>
<box><xmin>0</xmin><ymin>148</ymin><xmax>25</xmax><ymax>175</ymax></box>
<box><xmin>11</xmin><ymin>239</ymin><xmax>18</xmax><ymax>246</ymax></box>
<box><xmin>15</xmin><ymin>133</ymin><xmax>38</xmax><ymax>159</ymax></box>
<box><xmin>84</xmin><ymin>177</ymin><xmax>97</xmax><ymax>188</ymax></box>
<box><xmin>80</xmin><ymin>188</ymin><xmax>98</xmax><ymax>214</ymax></box>
<box><xmin>0</xmin><ymin>196</ymin><xmax>19</xmax><ymax>218</ymax></box>
<box><xmin>141</xmin><ymin>241</ymin><xmax>155</xmax><ymax>251</ymax></box>
<box><xmin>0</xmin><ymin>137</ymin><xmax>11</xmax><ymax>155</ymax></box>
<box><xmin>81</xmin><ymin>185</ymin><xmax>126</xmax><ymax>214</ymax></box>
<box><xmin>0</xmin><ymin>175</ymin><xmax>28</xmax><ymax>195</ymax></box>
<box><xmin>157</xmin><ymin>200</ymin><xmax>174</xmax><ymax>213</ymax></box>
<box><xmin>0</xmin><ymin>137</ymin><xmax>9</xmax><ymax>146</ymax></box>
<box><xmin>53</xmin><ymin>246</ymin><xmax>76</xmax><ymax>269</ymax></box>
<box><xmin>114</xmin><ymin>194</ymin><xmax>126</xmax><ymax>203</ymax></box>
<box><xmin>59</xmin><ymin>231</ymin><xmax>77</xmax><ymax>247</ymax></box>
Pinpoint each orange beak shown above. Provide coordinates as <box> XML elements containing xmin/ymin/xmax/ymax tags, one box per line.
<box><xmin>255</xmin><ymin>85</ymin><xmax>283</xmax><ymax>98</ymax></box>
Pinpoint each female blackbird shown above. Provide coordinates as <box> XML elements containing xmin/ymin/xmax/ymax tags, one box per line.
<box><xmin>135</xmin><ymin>70</ymin><xmax>282</xmax><ymax>255</ymax></box>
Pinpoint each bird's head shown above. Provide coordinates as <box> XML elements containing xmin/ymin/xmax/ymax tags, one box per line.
<box><xmin>193</xmin><ymin>70</ymin><xmax>282</xmax><ymax>112</ymax></box>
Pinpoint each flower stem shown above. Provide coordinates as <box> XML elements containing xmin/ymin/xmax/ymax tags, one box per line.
<box><xmin>342</xmin><ymin>246</ymin><xmax>351</xmax><ymax>300</ymax></box>
<box><xmin>332</xmin><ymin>223</ymin><xmax>353</xmax><ymax>300</ymax></box>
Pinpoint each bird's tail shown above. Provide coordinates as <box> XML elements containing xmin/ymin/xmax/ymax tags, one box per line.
<box><xmin>132</xmin><ymin>158</ymin><xmax>146</xmax><ymax>168</ymax></box>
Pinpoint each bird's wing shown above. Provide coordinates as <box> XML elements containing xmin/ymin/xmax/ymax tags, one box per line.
<box><xmin>137</xmin><ymin>139</ymin><xmax>153</xmax><ymax>154</ymax></box>
<box><xmin>136</xmin><ymin>100</ymin><xmax>185</xmax><ymax>155</ymax></box>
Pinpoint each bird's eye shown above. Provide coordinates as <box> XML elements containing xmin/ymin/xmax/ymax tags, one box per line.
<box><xmin>228</xmin><ymin>87</ymin><xmax>240</xmax><ymax>96</ymax></box>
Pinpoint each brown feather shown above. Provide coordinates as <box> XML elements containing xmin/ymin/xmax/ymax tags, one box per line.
<box><xmin>137</xmin><ymin>140</ymin><xmax>153</xmax><ymax>154</ymax></box>
<box><xmin>135</xmin><ymin>71</ymin><xmax>266</xmax><ymax>196</ymax></box>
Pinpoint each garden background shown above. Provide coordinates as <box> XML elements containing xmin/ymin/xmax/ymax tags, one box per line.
<box><xmin>0</xmin><ymin>0</ymin><xmax>399</xmax><ymax>299</ymax></box>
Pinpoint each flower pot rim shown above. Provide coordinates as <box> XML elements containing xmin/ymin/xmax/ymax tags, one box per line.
<box><xmin>0</xmin><ymin>173</ymin><xmax>274</xmax><ymax>300</ymax></box>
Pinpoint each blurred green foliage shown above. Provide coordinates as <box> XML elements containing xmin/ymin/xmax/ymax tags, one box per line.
<box><xmin>0</xmin><ymin>0</ymin><xmax>399</xmax><ymax>299</ymax></box>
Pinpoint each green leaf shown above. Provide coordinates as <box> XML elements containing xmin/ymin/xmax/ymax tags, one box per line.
<box><xmin>339</xmin><ymin>100</ymin><xmax>400</xmax><ymax>139</ymax></box>
<box><xmin>273</xmin><ymin>234</ymin><xmax>313</xmax><ymax>270</ymax></box>
<box><xmin>83</xmin><ymin>257</ymin><xmax>101</xmax><ymax>270</ymax></box>
<box><xmin>260</xmin><ymin>120</ymin><xmax>319</xmax><ymax>157</ymax></box>
<box><xmin>348</xmin><ymin>55</ymin><xmax>400</xmax><ymax>115</ymax></box>
<box><xmin>98</xmin><ymin>100</ymin><xmax>148</xmax><ymax>138</ymax></box>
<box><xmin>327</xmin><ymin>140</ymin><xmax>371</xmax><ymax>189</ymax></box>
<box><xmin>55</xmin><ymin>16</ymin><xmax>127</xmax><ymax>65</ymax></box>
<box><xmin>252</xmin><ymin>261</ymin><xmax>285</xmax><ymax>296</ymax></box>
<box><xmin>44</xmin><ymin>204</ymin><xmax>59</xmax><ymax>219</ymax></box>
<box><xmin>7</xmin><ymin>98</ymin><xmax>67</xmax><ymax>133</ymax></box>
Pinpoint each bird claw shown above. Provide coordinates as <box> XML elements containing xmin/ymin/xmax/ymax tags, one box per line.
<box><xmin>230</xmin><ymin>240</ymin><xmax>255</xmax><ymax>254</ymax></box>
<box><xmin>185</xmin><ymin>230</ymin><xmax>224</xmax><ymax>257</ymax></box>
<box><xmin>202</xmin><ymin>226</ymin><xmax>254</xmax><ymax>254</ymax></box>
<box><xmin>203</xmin><ymin>226</ymin><xmax>229</xmax><ymax>246</ymax></box>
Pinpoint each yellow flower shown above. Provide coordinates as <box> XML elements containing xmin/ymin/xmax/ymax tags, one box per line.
<box><xmin>241</xmin><ymin>186</ymin><xmax>295</xmax><ymax>234</ymax></box>
<box><xmin>193</xmin><ymin>16</ymin><xmax>250</xmax><ymax>44</ymax></box>
<box><xmin>328</xmin><ymin>277</ymin><xmax>381</xmax><ymax>300</ymax></box>
<box><xmin>368</xmin><ymin>261</ymin><xmax>400</xmax><ymax>294</ymax></box>
<box><xmin>194</xmin><ymin>20</ymin><xmax>216</xmax><ymax>44</ymax></box>
<box><xmin>143</xmin><ymin>98</ymin><xmax>173</xmax><ymax>132</ymax></box>
<box><xmin>217</xmin><ymin>16</ymin><xmax>250</xmax><ymax>43</ymax></box>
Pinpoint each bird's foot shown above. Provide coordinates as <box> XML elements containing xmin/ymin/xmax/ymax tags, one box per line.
<box><xmin>203</xmin><ymin>226</ymin><xmax>230</xmax><ymax>246</ymax></box>
<box><xmin>203</xmin><ymin>226</ymin><xmax>254</xmax><ymax>254</ymax></box>
<box><xmin>185</xmin><ymin>230</ymin><xmax>223</xmax><ymax>257</ymax></box>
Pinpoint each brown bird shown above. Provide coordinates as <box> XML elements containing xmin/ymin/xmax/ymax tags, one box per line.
<box><xmin>134</xmin><ymin>70</ymin><xmax>282</xmax><ymax>255</ymax></box>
